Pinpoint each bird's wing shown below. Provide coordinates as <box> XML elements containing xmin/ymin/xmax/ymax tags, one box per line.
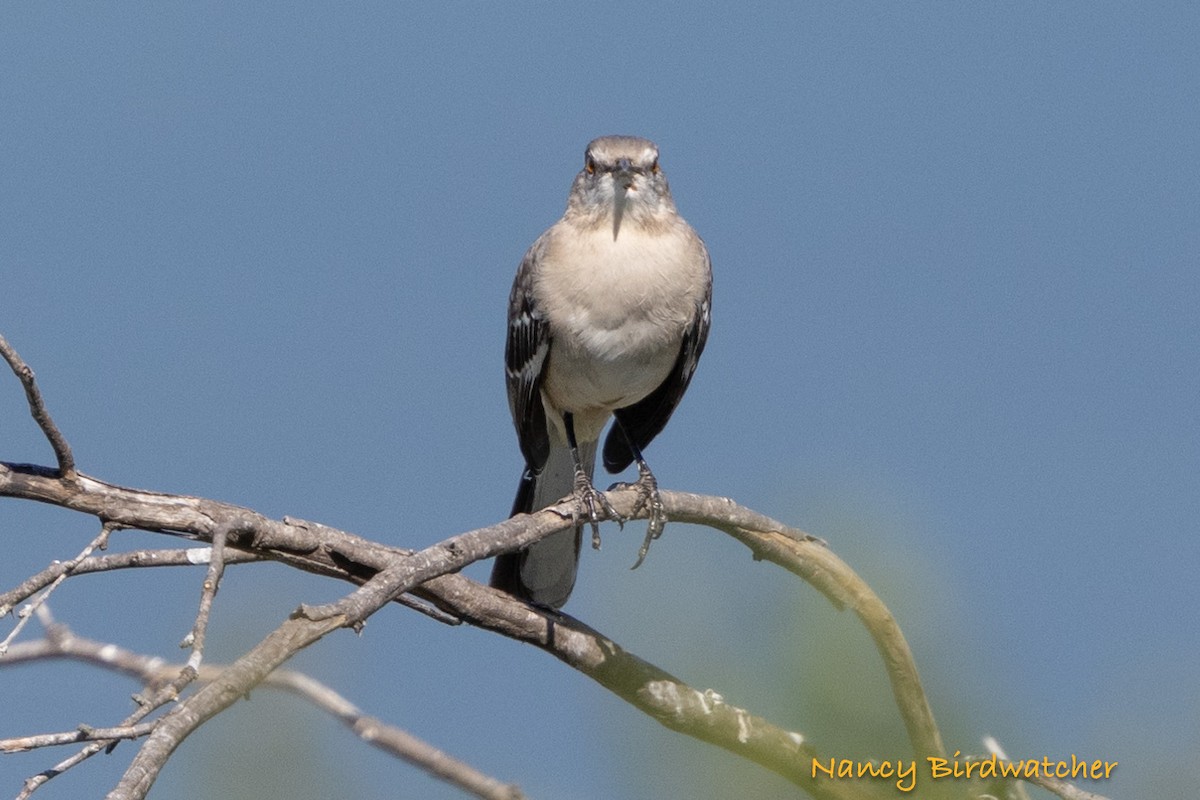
<box><xmin>506</xmin><ymin>241</ymin><xmax>552</xmax><ymax>471</ymax></box>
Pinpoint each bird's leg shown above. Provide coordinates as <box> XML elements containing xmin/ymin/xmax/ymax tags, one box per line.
<box><xmin>610</xmin><ymin>417</ymin><xmax>668</xmax><ymax>569</ymax></box>
<box><xmin>563</xmin><ymin>413</ymin><xmax>622</xmax><ymax>550</ymax></box>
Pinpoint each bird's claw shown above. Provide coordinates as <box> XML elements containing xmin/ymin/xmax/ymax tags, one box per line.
<box><xmin>573</xmin><ymin>468</ymin><xmax>623</xmax><ymax>550</ymax></box>
<box><xmin>630</xmin><ymin>461</ymin><xmax>667</xmax><ymax>569</ymax></box>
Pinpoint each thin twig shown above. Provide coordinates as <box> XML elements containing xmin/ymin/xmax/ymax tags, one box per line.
<box><xmin>1</xmin><ymin>722</ymin><xmax>156</xmax><ymax>752</ymax></box>
<box><xmin>263</xmin><ymin>670</ymin><xmax>526</xmax><ymax>800</ymax></box>
<box><xmin>106</xmin><ymin>612</ymin><xmax>345</xmax><ymax>798</ymax></box>
<box><xmin>180</xmin><ymin>518</ymin><xmax>238</xmax><ymax>670</ymax></box>
<box><xmin>0</xmin><ymin>524</ymin><xmax>112</xmax><ymax>654</ymax></box>
<box><xmin>18</xmin><ymin>741</ymin><xmax>113</xmax><ymax>800</ymax></box>
<box><xmin>3</xmin><ymin>611</ymin><xmax>201</xmax><ymax>798</ymax></box>
<box><xmin>0</xmin><ymin>545</ymin><xmax>459</xmax><ymax>627</ymax></box>
<box><xmin>0</xmin><ymin>547</ymin><xmax>264</xmax><ymax>616</ymax></box>
<box><xmin>2</xmin><ymin>627</ymin><xmax>526</xmax><ymax>800</ymax></box>
<box><xmin>0</xmin><ymin>334</ymin><xmax>76</xmax><ymax>479</ymax></box>
<box><xmin>983</xmin><ymin>737</ymin><xmax>1033</xmax><ymax>800</ymax></box>
<box><xmin>983</xmin><ymin>736</ymin><xmax>1111</xmax><ymax>800</ymax></box>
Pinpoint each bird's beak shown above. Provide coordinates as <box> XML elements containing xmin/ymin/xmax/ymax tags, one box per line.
<box><xmin>614</xmin><ymin>158</ymin><xmax>636</xmax><ymax>190</ymax></box>
<box><xmin>611</xmin><ymin>159</ymin><xmax>636</xmax><ymax>240</ymax></box>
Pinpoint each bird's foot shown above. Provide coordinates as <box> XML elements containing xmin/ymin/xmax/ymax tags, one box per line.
<box><xmin>630</xmin><ymin>461</ymin><xmax>667</xmax><ymax>569</ymax></box>
<box><xmin>573</xmin><ymin>467</ymin><xmax>623</xmax><ymax>551</ymax></box>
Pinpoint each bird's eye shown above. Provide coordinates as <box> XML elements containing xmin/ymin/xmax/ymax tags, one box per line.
<box><xmin>585</xmin><ymin>156</ymin><xmax>596</xmax><ymax>175</ymax></box>
<box><xmin>651</xmin><ymin>159</ymin><xmax>661</xmax><ymax>175</ymax></box>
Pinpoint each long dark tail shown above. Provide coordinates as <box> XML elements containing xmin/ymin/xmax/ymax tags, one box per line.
<box><xmin>489</xmin><ymin>442</ymin><xmax>593</xmax><ymax>608</ymax></box>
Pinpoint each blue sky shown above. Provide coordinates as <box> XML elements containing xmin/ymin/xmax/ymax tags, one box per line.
<box><xmin>3</xmin><ymin>4</ymin><xmax>1197</xmax><ymax>798</ymax></box>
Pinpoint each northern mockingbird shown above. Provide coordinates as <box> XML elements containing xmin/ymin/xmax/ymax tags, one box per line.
<box><xmin>489</xmin><ymin>135</ymin><xmax>712</xmax><ymax>608</ymax></box>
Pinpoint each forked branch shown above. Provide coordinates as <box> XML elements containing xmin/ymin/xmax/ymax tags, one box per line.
<box><xmin>1</xmin><ymin>336</ymin><xmax>1111</xmax><ymax>800</ymax></box>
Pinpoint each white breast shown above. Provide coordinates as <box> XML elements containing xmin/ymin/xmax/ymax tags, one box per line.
<box><xmin>534</xmin><ymin>220</ymin><xmax>708</xmax><ymax>432</ymax></box>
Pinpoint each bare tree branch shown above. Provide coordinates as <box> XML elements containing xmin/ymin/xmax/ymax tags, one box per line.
<box><xmin>0</xmin><ymin>547</ymin><xmax>264</xmax><ymax>616</ymax></box>
<box><xmin>0</xmin><ymin>334</ymin><xmax>76</xmax><ymax>480</ymax></box>
<box><xmin>106</xmin><ymin>499</ymin><xmax>733</xmax><ymax>798</ymax></box>
<box><xmin>667</xmin><ymin>492</ymin><xmax>944</xmax><ymax>761</ymax></box>
<box><xmin>3</xmin><ymin>337</ymin><xmax>1108</xmax><ymax>800</ymax></box>
<box><xmin>0</xmin><ymin>524</ymin><xmax>112</xmax><ymax>654</ymax></box>
<box><xmin>2</xmin><ymin>626</ymin><xmax>526</xmax><ymax>800</ymax></box>
<box><xmin>1</xmin><ymin>451</ymin><xmax>940</xmax><ymax>765</ymax></box>
<box><xmin>104</xmin><ymin>605</ymin><xmax>346</xmax><ymax>797</ymax></box>
<box><xmin>267</xmin><ymin>669</ymin><xmax>527</xmax><ymax>800</ymax></box>
<box><xmin>1</xmin><ymin>457</ymin><xmax>924</xmax><ymax>800</ymax></box>
<box><xmin>1</xmin><ymin>722</ymin><xmax>157</xmax><ymax>753</ymax></box>
<box><xmin>0</xmin><ymin>545</ymin><xmax>460</xmax><ymax>627</ymax></box>
<box><xmin>178</xmin><ymin>517</ymin><xmax>242</xmax><ymax>670</ymax></box>
<box><xmin>17</xmin><ymin>743</ymin><xmax>107</xmax><ymax>800</ymax></box>
<box><xmin>981</xmin><ymin>736</ymin><xmax>1113</xmax><ymax>800</ymax></box>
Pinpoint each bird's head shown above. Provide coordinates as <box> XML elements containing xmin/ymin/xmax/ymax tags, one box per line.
<box><xmin>567</xmin><ymin>136</ymin><xmax>676</xmax><ymax>238</ymax></box>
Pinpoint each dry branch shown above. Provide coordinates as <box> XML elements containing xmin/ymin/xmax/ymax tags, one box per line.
<box><xmin>1</xmin><ymin>336</ymin><xmax>1112</xmax><ymax>800</ymax></box>
<box><xmin>3</xmin><ymin>626</ymin><xmax>525</xmax><ymax>800</ymax></box>
<box><xmin>0</xmin><ymin>334</ymin><xmax>76</xmax><ymax>479</ymax></box>
<box><xmin>1</xmin><ymin>458</ymin><xmax>910</xmax><ymax>800</ymax></box>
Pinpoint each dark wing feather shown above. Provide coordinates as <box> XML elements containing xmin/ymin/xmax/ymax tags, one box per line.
<box><xmin>506</xmin><ymin>245</ymin><xmax>551</xmax><ymax>471</ymax></box>
<box><xmin>603</xmin><ymin>273</ymin><xmax>712</xmax><ymax>473</ymax></box>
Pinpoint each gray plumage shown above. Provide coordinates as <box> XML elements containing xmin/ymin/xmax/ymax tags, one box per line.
<box><xmin>490</xmin><ymin>136</ymin><xmax>712</xmax><ymax>608</ymax></box>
